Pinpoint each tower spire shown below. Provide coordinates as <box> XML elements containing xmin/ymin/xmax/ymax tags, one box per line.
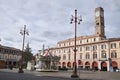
<box><xmin>41</xmin><ymin>44</ymin><xmax>45</xmax><ymax>55</ymax></box>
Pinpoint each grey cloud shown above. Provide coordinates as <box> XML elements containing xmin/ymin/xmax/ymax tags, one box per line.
<box><xmin>60</xmin><ymin>31</ymin><xmax>73</xmax><ymax>37</ymax></box>
<box><xmin>33</xmin><ymin>38</ymin><xmax>46</xmax><ymax>43</ymax></box>
<box><xmin>42</xmin><ymin>30</ymin><xmax>73</xmax><ymax>40</ymax></box>
<box><xmin>0</xmin><ymin>0</ymin><xmax>120</xmax><ymax>54</ymax></box>
<box><xmin>42</xmin><ymin>31</ymin><xmax>58</xmax><ymax>38</ymax></box>
<box><xmin>4</xmin><ymin>37</ymin><xmax>14</xmax><ymax>42</ymax></box>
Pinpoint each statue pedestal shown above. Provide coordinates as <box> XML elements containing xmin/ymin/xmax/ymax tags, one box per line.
<box><xmin>26</xmin><ymin>61</ymin><xmax>32</xmax><ymax>70</ymax></box>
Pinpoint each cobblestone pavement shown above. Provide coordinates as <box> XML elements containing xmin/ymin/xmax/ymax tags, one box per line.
<box><xmin>0</xmin><ymin>69</ymin><xmax>120</xmax><ymax>80</ymax></box>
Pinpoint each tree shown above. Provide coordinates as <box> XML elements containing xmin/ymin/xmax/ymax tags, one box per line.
<box><xmin>22</xmin><ymin>42</ymin><xmax>34</xmax><ymax>68</ymax></box>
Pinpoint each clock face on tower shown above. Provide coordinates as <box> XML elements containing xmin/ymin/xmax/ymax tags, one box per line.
<box><xmin>95</xmin><ymin>11</ymin><xmax>100</xmax><ymax>17</ymax></box>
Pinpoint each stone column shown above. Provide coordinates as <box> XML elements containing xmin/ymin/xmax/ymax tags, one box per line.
<box><xmin>107</xmin><ymin>60</ymin><xmax>110</xmax><ymax>71</ymax></box>
<box><xmin>98</xmin><ymin>61</ymin><xmax>101</xmax><ymax>70</ymax></box>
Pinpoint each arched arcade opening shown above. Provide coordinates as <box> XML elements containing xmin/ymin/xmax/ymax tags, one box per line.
<box><xmin>101</xmin><ymin>61</ymin><xmax>107</xmax><ymax>71</ymax></box>
<box><xmin>78</xmin><ymin>60</ymin><xmax>83</xmax><ymax>70</ymax></box>
<box><xmin>92</xmin><ymin>61</ymin><xmax>98</xmax><ymax>71</ymax></box>
<box><xmin>111</xmin><ymin>61</ymin><xmax>118</xmax><ymax>71</ymax></box>
<box><xmin>67</xmin><ymin>62</ymin><xmax>71</xmax><ymax>68</ymax></box>
<box><xmin>85</xmin><ymin>61</ymin><xmax>90</xmax><ymax>70</ymax></box>
<box><xmin>62</xmin><ymin>62</ymin><xmax>66</xmax><ymax>68</ymax></box>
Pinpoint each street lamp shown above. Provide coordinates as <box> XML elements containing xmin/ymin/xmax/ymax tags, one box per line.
<box><xmin>70</xmin><ymin>9</ymin><xmax>82</xmax><ymax>78</ymax></box>
<box><xmin>18</xmin><ymin>25</ymin><xmax>29</xmax><ymax>73</ymax></box>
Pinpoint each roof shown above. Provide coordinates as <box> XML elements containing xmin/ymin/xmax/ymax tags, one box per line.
<box><xmin>108</xmin><ymin>38</ymin><xmax>120</xmax><ymax>41</ymax></box>
<box><xmin>0</xmin><ymin>45</ymin><xmax>21</xmax><ymax>51</ymax></box>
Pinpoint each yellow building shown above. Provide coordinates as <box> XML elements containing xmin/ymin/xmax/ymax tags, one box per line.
<box><xmin>0</xmin><ymin>45</ymin><xmax>22</xmax><ymax>68</ymax></box>
<box><xmin>49</xmin><ymin>7</ymin><xmax>120</xmax><ymax>71</ymax></box>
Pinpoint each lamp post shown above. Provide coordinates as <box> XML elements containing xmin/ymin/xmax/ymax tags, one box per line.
<box><xmin>18</xmin><ymin>25</ymin><xmax>29</xmax><ymax>73</ymax></box>
<box><xmin>70</xmin><ymin>9</ymin><xmax>82</xmax><ymax>78</ymax></box>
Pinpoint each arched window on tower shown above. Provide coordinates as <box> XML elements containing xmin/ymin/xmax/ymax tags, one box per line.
<box><xmin>96</xmin><ymin>22</ymin><xmax>99</xmax><ymax>25</ymax></box>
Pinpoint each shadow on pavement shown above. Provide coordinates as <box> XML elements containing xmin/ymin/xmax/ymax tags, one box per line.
<box><xmin>0</xmin><ymin>70</ymin><xmax>104</xmax><ymax>80</ymax></box>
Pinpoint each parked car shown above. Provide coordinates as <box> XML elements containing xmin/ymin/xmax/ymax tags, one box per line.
<box><xmin>116</xmin><ymin>69</ymin><xmax>120</xmax><ymax>72</ymax></box>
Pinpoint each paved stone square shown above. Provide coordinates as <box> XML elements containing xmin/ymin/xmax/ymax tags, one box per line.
<box><xmin>0</xmin><ymin>69</ymin><xmax>120</xmax><ymax>80</ymax></box>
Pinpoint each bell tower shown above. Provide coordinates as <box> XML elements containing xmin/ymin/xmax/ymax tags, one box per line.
<box><xmin>95</xmin><ymin>7</ymin><xmax>105</xmax><ymax>37</ymax></box>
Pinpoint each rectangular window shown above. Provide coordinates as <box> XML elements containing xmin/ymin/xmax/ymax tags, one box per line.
<box><xmin>93</xmin><ymin>45</ymin><xmax>97</xmax><ymax>51</ymax></box>
<box><xmin>64</xmin><ymin>43</ymin><xmax>66</xmax><ymax>46</ymax></box>
<box><xmin>59</xmin><ymin>50</ymin><xmax>61</xmax><ymax>53</ymax></box>
<box><xmin>63</xmin><ymin>54</ymin><xmax>66</xmax><ymax>60</ymax></box>
<box><xmin>111</xmin><ymin>43</ymin><xmax>116</xmax><ymax>48</ymax></box>
<box><xmin>59</xmin><ymin>44</ymin><xmax>61</xmax><ymax>47</ymax></box>
<box><xmin>86</xmin><ymin>39</ymin><xmax>89</xmax><ymax>43</ymax></box>
<box><xmin>80</xmin><ymin>47</ymin><xmax>82</xmax><ymax>51</ymax></box>
<box><xmin>86</xmin><ymin>53</ymin><xmax>90</xmax><ymax>59</ymax></box>
<box><xmin>64</xmin><ymin>49</ymin><xmax>65</xmax><ymax>53</ymax></box>
<box><xmin>80</xmin><ymin>53</ymin><xmax>82</xmax><ymax>59</ymax></box>
<box><xmin>68</xmin><ymin>49</ymin><xmax>70</xmax><ymax>53</ymax></box>
<box><xmin>69</xmin><ymin>42</ymin><xmax>71</xmax><ymax>46</ymax></box>
<box><xmin>93</xmin><ymin>53</ymin><xmax>97</xmax><ymax>59</ymax></box>
<box><xmin>111</xmin><ymin>51</ymin><xmax>117</xmax><ymax>58</ymax></box>
<box><xmin>101</xmin><ymin>45</ymin><xmax>103</xmax><ymax>49</ymax></box>
<box><xmin>86</xmin><ymin>46</ymin><xmax>90</xmax><ymax>51</ymax></box>
<box><xmin>54</xmin><ymin>51</ymin><xmax>56</xmax><ymax>54</ymax></box>
<box><xmin>80</xmin><ymin>40</ymin><xmax>82</xmax><ymax>44</ymax></box>
<box><xmin>104</xmin><ymin>45</ymin><xmax>106</xmax><ymax>49</ymax></box>
<box><xmin>94</xmin><ymin>38</ymin><xmax>96</xmax><ymax>42</ymax></box>
<box><xmin>101</xmin><ymin>51</ymin><xmax>106</xmax><ymax>58</ymax></box>
<box><xmin>68</xmin><ymin>54</ymin><xmax>70</xmax><ymax>60</ymax></box>
<box><xmin>101</xmin><ymin>44</ymin><xmax>106</xmax><ymax>49</ymax></box>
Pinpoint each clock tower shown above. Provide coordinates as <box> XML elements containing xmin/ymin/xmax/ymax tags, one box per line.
<box><xmin>95</xmin><ymin>7</ymin><xmax>105</xmax><ymax>37</ymax></box>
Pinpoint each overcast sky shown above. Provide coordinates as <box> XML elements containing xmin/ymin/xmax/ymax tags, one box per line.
<box><xmin>0</xmin><ymin>0</ymin><xmax>120</xmax><ymax>54</ymax></box>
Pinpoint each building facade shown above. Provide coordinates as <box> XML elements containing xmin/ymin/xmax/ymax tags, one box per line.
<box><xmin>48</xmin><ymin>7</ymin><xmax>120</xmax><ymax>71</ymax></box>
<box><xmin>0</xmin><ymin>45</ymin><xmax>22</xmax><ymax>68</ymax></box>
